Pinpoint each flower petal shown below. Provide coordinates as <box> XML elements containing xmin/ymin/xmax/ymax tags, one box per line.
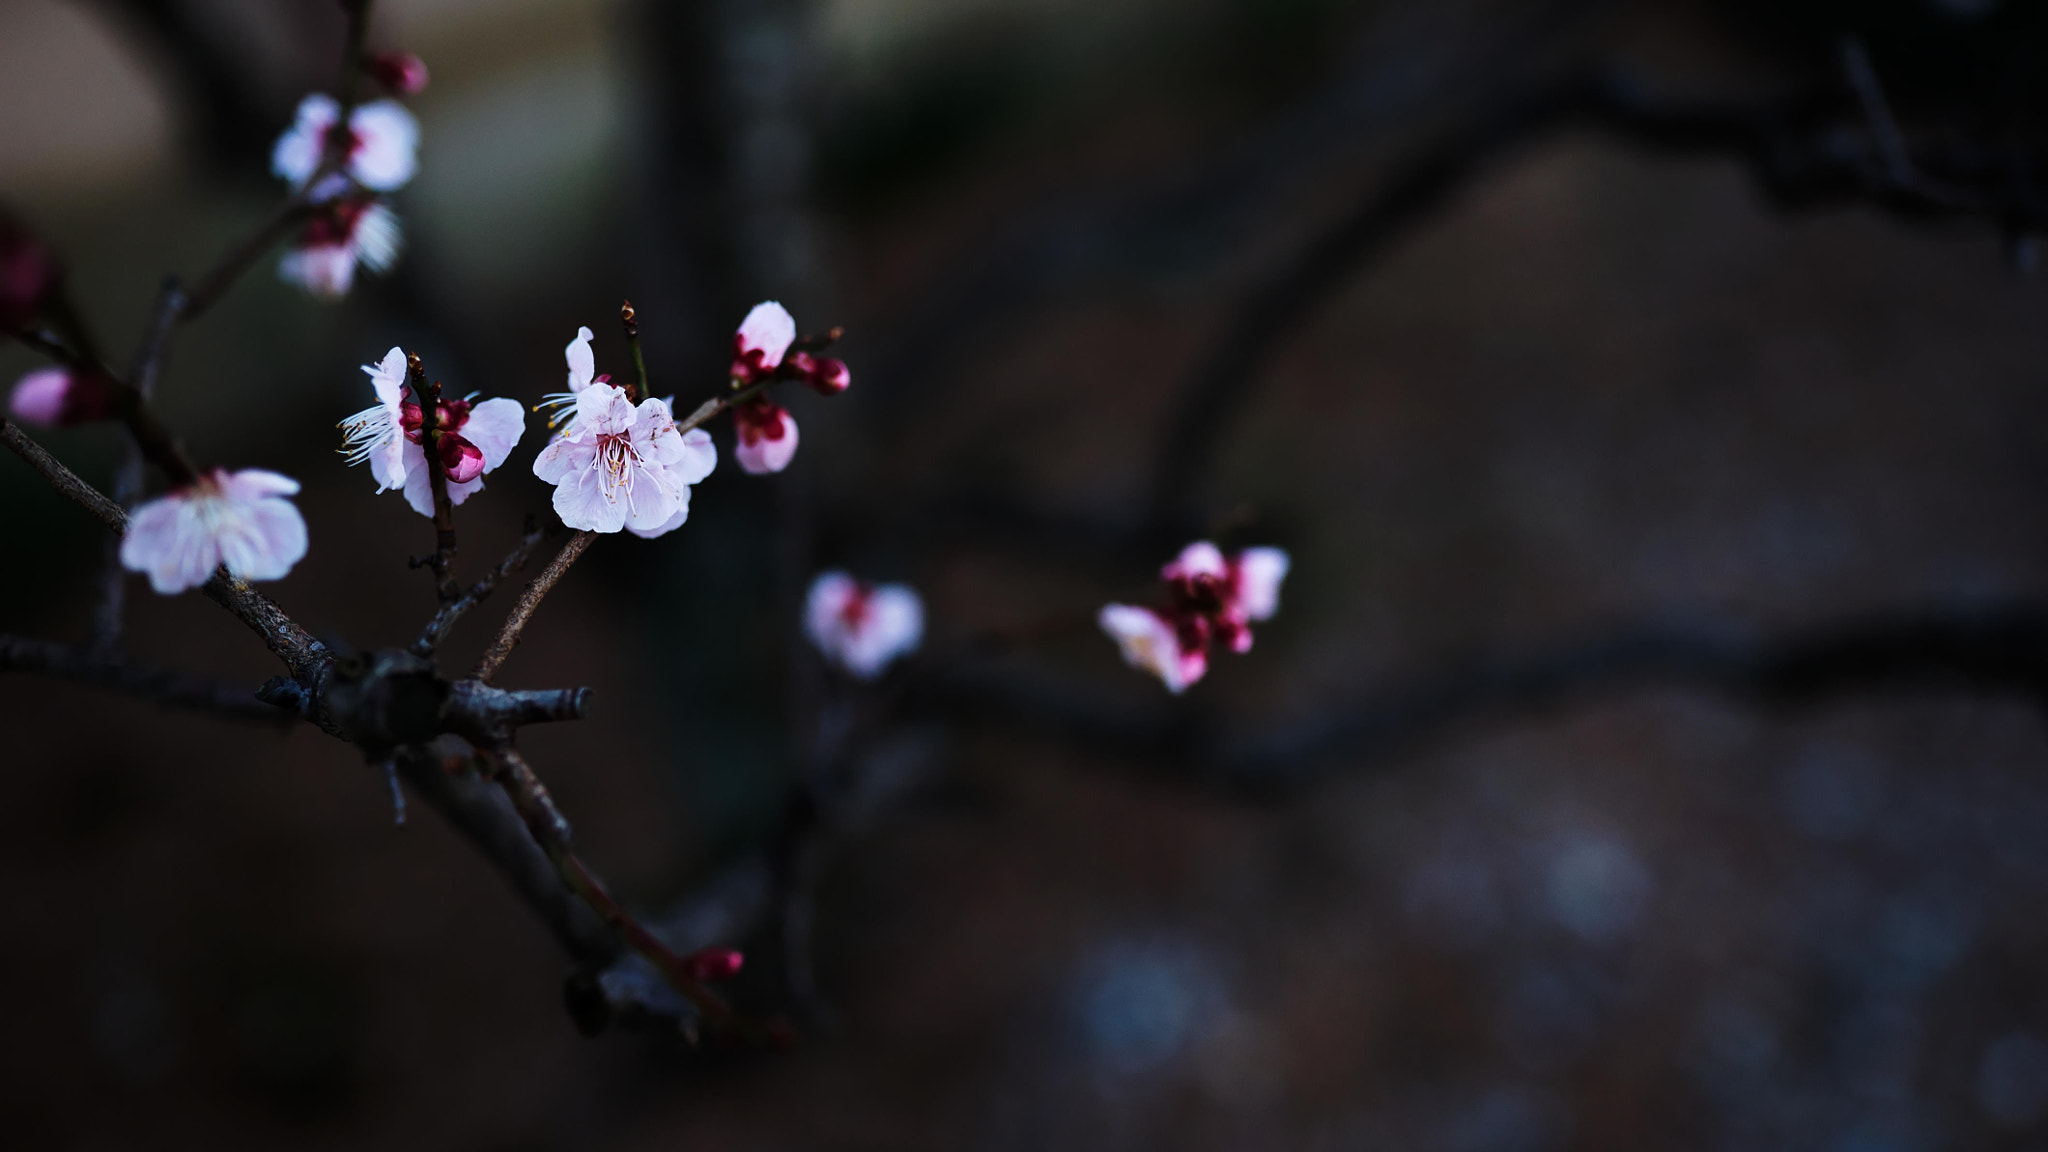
<box><xmin>565</xmin><ymin>326</ymin><xmax>596</xmax><ymax>391</ymax></box>
<box><xmin>735</xmin><ymin>301</ymin><xmax>796</xmax><ymax>369</ymax></box>
<box><xmin>625</xmin><ymin>486</ymin><xmax>691</xmax><ymax>539</ymax></box>
<box><xmin>271</xmin><ymin>94</ymin><xmax>338</xmax><ymax>189</ymax></box>
<box><xmin>734</xmin><ymin>411</ymin><xmax>798</xmax><ymax>475</ymax></box>
<box><xmin>532</xmin><ymin>435</ymin><xmax>594</xmax><ymax>485</ymax></box>
<box><xmin>459</xmin><ymin>397</ymin><xmax>526</xmax><ymax>471</ymax></box>
<box><xmin>1232</xmin><ymin>547</ymin><xmax>1291</xmax><ymax>622</ymax></box>
<box><xmin>552</xmin><ymin>461</ymin><xmax>627</xmax><ymax>533</ymax></box>
<box><xmin>347</xmin><ymin>100</ymin><xmax>420</xmax><ymax>191</ymax></box>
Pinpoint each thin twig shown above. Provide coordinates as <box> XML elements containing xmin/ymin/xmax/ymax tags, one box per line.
<box><xmin>95</xmin><ymin>279</ymin><xmax>188</xmax><ymax>652</ymax></box>
<box><xmin>405</xmin><ymin>351</ymin><xmax>461</xmax><ymax>601</ymax></box>
<box><xmin>1</xmin><ymin>418</ymin><xmax>127</xmax><ymax>531</ymax></box>
<box><xmin>621</xmin><ymin>300</ymin><xmax>648</xmax><ymax>402</ymax></box>
<box><xmin>472</xmin><ymin>530</ymin><xmax>595</xmax><ymax>682</ymax></box>
<box><xmin>414</xmin><ymin>516</ymin><xmax>550</xmax><ymax>657</ymax></box>
<box><xmin>178</xmin><ymin>197</ymin><xmax>315</xmax><ymax>325</ymax></box>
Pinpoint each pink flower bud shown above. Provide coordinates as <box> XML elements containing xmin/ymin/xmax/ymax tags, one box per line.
<box><xmin>0</xmin><ymin>216</ymin><xmax>56</xmax><ymax>333</ymax></box>
<box><xmin>438</xmin><ymin>432</ymin><xmax>486</xmax><ymax>483</ymax></box>
<box><xmin>683</xmin><ymin>947</ymin><xmax>744</xmax><ymax>982</ymax></box>
<box><xmin>9</xmin><ymin>368</ymin><xmax>110</xmax><ymax>427</ymax></box>
<box><xmin>369</xmin><ymin>52</ymin><xmax>430</xmax><ymax>96</ymax></box>
<box><xmin>809</xmin><ymin>357</ymin><xmax>850</xmax><ymax>396</ymax></box>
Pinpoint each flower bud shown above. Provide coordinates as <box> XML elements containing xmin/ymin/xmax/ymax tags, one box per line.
<box><xmin>682</xmin><ymin>947</ymin><xmax>744</xmax><ymax>982</ymax></box>
<box><xmin>369</xmin><ymin>52</ymin><xmax>429</xmax><ymax>96</ymax></box>
<box><xmin>809</xmin><ymin>356</ymin><xmax>851</xmax><ymax>396</ymax></box>
<box><xmin>0</xmin><ymin>215</ymin><xmax>56</xmax><ymax>333</ymax></box>
<box><xmin>9</xmin><ymin>368</ymin><xmax>110</xmax><ymax>427</ymax></box>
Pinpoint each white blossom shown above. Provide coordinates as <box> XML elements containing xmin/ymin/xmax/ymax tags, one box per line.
<box><xmin>339</xmin><ymin>347</ymin><xmax>525</xmax><ymax>518</ymax></box>
<box><xmin>119</xmin><ymin>469</ymin><xmax>309</xmax><ymax>595</ymax></box>
<box><xmin>805</xmin><ymin>571</ymin><xmax>924</xmax><ymax>679</ymax></box>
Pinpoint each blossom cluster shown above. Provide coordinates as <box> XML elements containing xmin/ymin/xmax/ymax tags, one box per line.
<box><xmin>1100</xmin><ymin>542</ymin><xmax>1291</xmax><ymax>693</ymax></box>
<box><xmin>270</xmin><ymin>68</ymin><xmax>423</xmax><ymax>297</ymax></box>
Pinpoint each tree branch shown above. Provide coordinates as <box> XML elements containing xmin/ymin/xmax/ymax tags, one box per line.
<box><xmin>472</xmin><ymin>530</ymin><xmax>595</xmax><ymax>682</ymax></box>
<box><xmin>0</xmin><ymin>634</ymin><xmax>283</xmax><ymax>722</ymax></box>
<box><xmin>414</xmin><ymin>516</ymin><xmax>550</xmax><ymax>657</ymax></box>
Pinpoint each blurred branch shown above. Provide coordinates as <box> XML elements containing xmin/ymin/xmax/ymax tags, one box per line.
<box><xmin>414</xmin><ymin>516</ymin><xmax>550</xmax><ymax>657</ymax></box>
<box><xmin>924</xmin><ymin>604</ymin><xmax>2048</xmax><ymax>797</ymax></box>
<box><xmin>0</xmin><ymin>634</ymin><xmax>282</xmax><ymax>722</ymax></box>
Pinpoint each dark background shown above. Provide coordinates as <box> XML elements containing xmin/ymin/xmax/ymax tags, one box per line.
<box><xmin>7</xmin><ymin>0</ymin><xmax>2048</xmax><ymax>1147</ymax></box>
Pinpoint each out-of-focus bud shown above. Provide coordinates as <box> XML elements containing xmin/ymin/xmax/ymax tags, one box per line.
<box><xmin>682</xmin><ymin>947</ymin><xmax>744</xmax><ymax>982</ymax></box>
<box><xmin>9</xmin><ymin>368</ymin><xmax>111</xmax><ymax>428</ymax></box>
<box><xmin>369</xmin><ymin>52</ymin><xmax>430</xmax><ymax>96</ymax></box>
<box><xmin>0</xmin><ymin>215</ymin><xmax>56</xmax><ymax>333</ymax></box>
<box><xmin>809</xmin><ymin>357</ymin><xmax>851</xmax><ymax>396</ymax></box>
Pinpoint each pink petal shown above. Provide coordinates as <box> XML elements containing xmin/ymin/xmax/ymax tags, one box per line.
<box><xmin>532</xmin><ymin>435</ymin><xmax>594</xmax><ymax>485</ymax></box>
<box><xmin>734</xmin><ymin>411</ymin><xmax>798</xmax><ymax>475</ymax></box>
<box><xmin>551</xmin><ymin>462</ymin><xmax>627</xmax><ymax>533</ymax></box>
<box><xmin>271</xmin><ymin>94</ymin><xmax>338</xmax><ymax>189</ymax></box>
<box><xmin>735</xmin><ymin>301</ymin><xmax>796</xmax><ymax>369</ymax></box>
<box><xmin>1162</xmin><ymin>540</ymin><xmax>1228</xmax><ymax>583</ymax></box>
<box><xmin>626</xmin><ymin>488</ymin><xmax>691</xmax><ymax>539</ymax></box>
<box><xmin>8</xmin><ymin>368</ymin><xmax>70</xmax><ymax>426</ymax></box>
<box><xmin>1098</xmin><ymin>604</ymin><xmax>1203</xmax><ymax>694</ymax></box>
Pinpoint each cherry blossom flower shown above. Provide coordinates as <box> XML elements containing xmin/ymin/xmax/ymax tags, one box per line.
<box><xmin>805</xmin><ymin>571</ymin><xmax>924</xmax><ymax>679</ymax></box>
<box><xmin>279</xmin><ymin>197</ymin><xmax>401</xmax><ymax>298</ymax></box>
<box><xmin>0</xmin><ymin>214</ymin><xmax>54</xmax><ymax>332</ymax></box>
<box><xmin>119</xmin><ymin>469</ymin><xmax>309</xmax><ymax>595</ymax></box>
<box><xmin>340</xmin><ymin>347</ymin><xmax>526</xmax><ymax>517</ymax></box>
<box><xmin>533</xmin><ymin>378</ymin><xmax>716</xmax><ymax>537</ymax></box>
<box><xmin>272</xmin><ymin>93</ymin><xmax>420</xmax><ymax>201</ymax></box>
<box><xmin>1098</xmin><ymin>604</ymin><xmax>1208</xmax><ymax>694</ymax></box>
<box><xmin>9</xmin><ymin>368</ymin><xmax>109</xmax><ymax>428</ymax></box>
<box><xmin>1101</xmin><ymin>541</ymin><xmax>1291</xmax><ymax>692</ymax></box>
<box><xmin>369</xmin><ymin>52</ymin><xmax>430</xmax><ymax>97</ymax></box>
<box><xmin>732</xmin><ymin>397</ymin><xmax>799</xmax><ymax>474</ymax></box>
<box><xmin>732</xmin><ymin>301</ymin><xmax>796</xmax><ymax>381</ymax></box>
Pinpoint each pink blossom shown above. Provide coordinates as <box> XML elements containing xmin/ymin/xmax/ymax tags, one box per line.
<box><xmin>119</xmin><ymin>469</ymin><xmax>309</xmax><ymax>595</ymax></box>
<box><xmin>9</xmin><ymin>368</ymin><xmax>109</xmax><ymax>428</ymax></box>
<box><xmin>787</xmin><ymin>350</ymin><xmax>852</xmax><ymax>396</ymax></box>
<box><xmin>732</xmin><ymin>397</ymin><xmax>799</xmax><ymax>475</ymax></box>
<box><xmin>369</xmin><ymin>52</ymin><xmax>430</xmax><ymax>97</ymax></box>
<box><xmin>534</xmin><ymin>326</ymin><xmax>608</xmax><ymax>435</ymax></box>
<box><xmin>533</xmin><ymin>380</ymin><xmax>716</xmax><ymax>536</ymax></box>
<box><xmin>340</xmin><ymin>347</ymin><xmax>525</xmax><ymax>517</ymax></box>
<box><xmin>272</xmin><ymin>94</ymin><xmax>419</xmax><ymax>200</ymax></box>
<box><xmin>732</xmin><ymin>301</ymin><xmax>797</xmax><ymax>381</ymax></box>
<box><xmin>1098</xmin><ymin>604</ymin><xmax>1208</xmax><ymax>694</ymax></box>
<box><xmin>1101</xmin><ymin>541</ymin><xmax>1291</xmax><ymax>691</ymax></box>
<box><xmin>805</xmin><ymin>571</ymin><xmax>924</xmax><ymax>679</ymax></box>
<box><xmin>280</xmin><ymin>198</ymin><xmax>400</xmax><ymax>298</ymax></box>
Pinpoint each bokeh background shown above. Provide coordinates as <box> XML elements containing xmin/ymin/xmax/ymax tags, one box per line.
<box><xmin>9</xmin><ymin>0</ymin><xmax>2048</xmax><ymax>1147</ymax></box>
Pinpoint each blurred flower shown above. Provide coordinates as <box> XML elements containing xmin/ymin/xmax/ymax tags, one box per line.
<box><xmin>533</xmin><ymin>381</ymin><xmax>715</xmax><ymax>536</ymax></box>
<box><xmin>119</xmin><ymin>469</ymin><xmax>308</xmax><ymax>594</ymax></box>
<box><xmin>732</xmin><ymin>396</ymin><xmax>798</xmax><ymax>474</ymax></box>
<box><xmin>731</xmin><ymin>300</ymin><xmax>796</xmax><ymax>382</ymax></box>
<box><xmin>9</xmin><ymin>367</ymin><xmax>110</xmax><ymax>427</ymax></box>
<box><xmin>788</xmin><ymin>350</ymin><xmax>851</xmax><ymax>395</ymax></box>
<box><xmin>1099</xmin><ymin>604</ymin><xmax>1208</xmax><ymax>694</ymax></box>
<box><xmin>368</xmin><ymin>52</ymin><xmax>430</xmax><ymax>97</ymax></box>
<box><xmin>805</xmin><ymin>571</ymin><xmax>923</xmax><ymax>679</ymax></box>
<box><xmin>272</xmin><ymin>94</ymin><xmax>419</xmax><ymax>201</ymax></box>
<box><xmin>1101</xmin><ymin>541</ymin><xmax>1290</xmax><ymax>692</ymax></box>
<box><xmin>682</xmin><ymin>948</ymin><xmax>744</xmax><ymax>982</ymax></box>
<box><xmin>340</xmin><ymin>347</ymin><xmax>525</xmax><ymax>517</ymax></box>
<box><xmin>279</xmin><ymin>197</ymin><xmax>400</xmax><ymax>298</ymax></box>
<box><xmin>0</xmin><ymin>214</ymin><xmax>55</xmax><ymax>333</ymax></box>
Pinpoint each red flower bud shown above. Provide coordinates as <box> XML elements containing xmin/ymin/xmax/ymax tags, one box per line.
<box><xmin>682</xmin><ymin>947</ymin><xmax>744</xmax><ymax>982</ymax></box>
<box><xmin>0</xmin><ymin>215</ymin><xmax>56</xmax><ymax>333</ymax></box>
<box><xmin>438</xmin><ymin>432</ymin><xmax>485</xmax><ymax>483</ymax></box>
<box><xmin>369</xmin><ymin>52</ymin><xmax>430</xmax><ymax>96</ymax></box>
<box><xmin>808</xmin><ymin>357</ymin><xmax>850</xmax><ymax>396</ymax></box>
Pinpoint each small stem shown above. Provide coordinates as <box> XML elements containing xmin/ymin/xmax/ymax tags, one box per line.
<box><xmin>179</xmin><ymin>199</ymin><xmax>315</xmax><ymax>325</ymax></box>
<box><xmin>621</xmin><ymin>300</ymin><xmax>647</xmax><ymax>403</ymax></box>
<box><xmin>406</xmin><ymin>351</ymin><xmax>460</xmax><ymax>602</ymax></box>
<box><xmin>95</xmin><ymin>280</ymin><xmax>188</xmax><ymax>653</ymax></box>
<box><xmin>1</xmin><ymin>418</ymin><xmax>127</xmax><ymax>531</ymax></box>
<box><xmin>472</xmin><ymin>530</ymin><xmax>595</xmax><ymax>682</ymax></box>
<box><xmin>340</xmin><ymin>0</ymin><xmax>374</xmax><ymax>107</ymax></box>
<box><xmin>414</xmin><ymin>516</ymin><xmax>549</xmax><ymax>657</ymax></box>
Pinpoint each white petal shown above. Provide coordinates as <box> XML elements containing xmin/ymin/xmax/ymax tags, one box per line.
<box><xmin>672</xmin><ymin>428</ymin><xmax>717</xmax><ymax>486</ymax></box>
<box><xmin>217</xmin><ymin>492</ymin><xmax>309</xmax><ymax>582</ymax></box>
<box><xmin>736</xmin><ymin>301</ymin><xmax>796</xmax><ymax>368</ymax></box>
<box><xmin>363</xmin><ymin>346</ymin><xmax>408</xmax><ymax>407</ymax></box>
<box><xmin>460</xmin><ymin>398</ymin><xmax>526</xmax><ymax>471</ymax></box>
<box><xmin>1233</xmin><ymin>547</ymin><xmax>1291</xmax><ymax>621</ymax></box>
<box><xmin>565</xmin><ymin>326</ymin><xmax>596</xmax><ymax>390</ymax></box>
<box><xmin>220</xmin><ymin>469</ymin><xmax>301</xmax><ymax>500</ymax></box>
<box><xmin>575</xmin><ymin>381</ymin><xmax>632</xmax><ymax>435</ymax></box>
<box><xmin>532</xmin><ymin>435</ymin><xmax>594</xmax><ymax>484</ymax></box>
<box><xmin>120</xmin><ymin>492</ymin><xmax>212</xmax><ymax>594</ymax></box>
<box><xmin>351</xmin><ymin>203</ymin><xmax>402</xmax><ymax>273</ymax></box>
<box><xmin>272</xmin><ymin>94</ymin><xmax>338</xmax><ymax>188</ymax></box>
<box><xmin>1098</xmin><ymin>604</ymin><xmax>1200</xmax><ymax>694</ymax></box>
<box><xmin>280</xmin><ymin>245</ymin><xmax>355</xmax><ymax>297</ymax></box>
<box><xmin>552</xmin><ymin>463</ymin><xmax>626</xmax><ymax>533</ymax></box>
<box><xmin>844</xmin><ymin>585</ymin><xmax>923</xmax><ymax>678</ymax></box>
<box><xmin>399</xmin><ymin>446</ymin><xmax>485</xmax><ymax>517</ymax></box>
<box><xmin>804</xmin><ymin>571</ymin><xmax>858</xmax><ymax>653</ymax></box>
<box><xmin>619</xmin><ymin>465</ymin><xmax>681</xmax><ymax>533</ymax></box>
<box><xmin>626</xmin><ymin>487</ymin><xmax>691</xmax><ymax>539</ymax></box>
<box><xmin>347</xmin><ymin>101</ymin><xmax>420</xmax><ymax>191</ymax></box>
